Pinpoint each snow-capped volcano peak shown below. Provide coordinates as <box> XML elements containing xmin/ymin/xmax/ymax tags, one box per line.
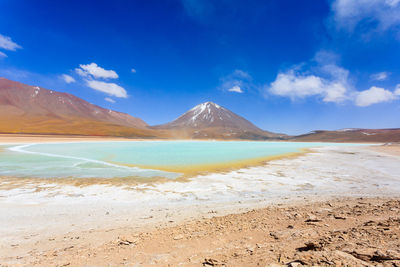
<box><xmin>188</xmin><ymin>102</ymin><xmax>225</xmax><ymax>122</ymax></box>
<box><xmin>190</xmin><ymin>102</ymin><xmax>222</xmax><ymax>113</ymax></box>
<box><xmin>159</xmin><ymin>101</ymin><xmax>262</xmax><ymax>131</ymax></box>
<box><xmin>154</xmin><ymin>101</ymin><xmax>282</xmax><ymax>139</ymax></box>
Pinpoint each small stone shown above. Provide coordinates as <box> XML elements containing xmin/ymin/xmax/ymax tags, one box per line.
<box><xmin>305</xmin><ymin>214</ymin><xmax>322</xmax><ymax>222</ymax></box>
<box><xmin>203</xmin><ymin>258</ymin><xmax>222</xmax><ymax>266</ymax></box>
<box><xmin>117</xmin><ymin>236</ymin><xmax>137</xmax><ymax>246</ymax></box>
<box><xmin>173</xmin><ymin>234</ymin><xmax>184</xmax><ymax>240</ymax></box>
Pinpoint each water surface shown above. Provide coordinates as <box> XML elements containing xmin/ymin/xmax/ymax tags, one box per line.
<box><xmin>0</xmin><ymin>141</ymin><xmax>362</xmax><ymax>179</ymax></box>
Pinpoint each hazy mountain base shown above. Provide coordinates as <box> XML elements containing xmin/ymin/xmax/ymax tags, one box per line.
<box><xmin>0</xmin><ymin>117</ymin><xmax>164</xmax><ymax>138</ymax></box>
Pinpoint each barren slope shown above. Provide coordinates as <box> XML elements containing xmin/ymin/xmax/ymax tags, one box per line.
<box><xmin>0</xmin><ymin>77</ymin><xmax>161</xmax><ymax>137</ymax></box>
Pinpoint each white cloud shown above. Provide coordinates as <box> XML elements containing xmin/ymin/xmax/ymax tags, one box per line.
<box><xmin>370</xmin><ymin>71</ymin><xmax>389</xmax><ymax>81</ymax></box>
<box><xmin>0</xmin><ymin>34</ymin><xmax>22</xmax><ymax>51</ymax></box>
<box><xmin>231</xmin><ymin>69</ymin><xmax>252</xmax><ymax>80</ymax></box>
<box><xmin>331</xmin><ymin>0</ymin><xmax>400</xmax><ymax>32</ymax></box>
<box><xmin>0</xmin><ymin>51</ymin><xmax>6</xmax><ymax>58</ymax></box>
<box><xmin>267</xmin><ymin>50</ymin><xmax>400</xmax><ymax>107</ymax></box>
<box><xmin>268</xmin><ymin>52</ymin><xmax>351</xmax><ymax>103</ymax></box>
<box><xmin>86</xmin><ymin>80</ymin><xmax>128</xmax><ymax>98</ymax></box>
<box><xmin>76</xmin><ymin>63</ymin><xmax>118</xmax><ymax>79</ymax></box>
<box><xmin>268</xmin><ymin>71</ymin><xmax>348</xmax><ymax>103</ymax></box>
<box><xmin>75</xmin><ymin>68</ymin><xmax>87</xmax><ymax>77</ymax></box>
<box><xmin>395</xmin><ymin>84</ymin><xmax>400</xmax><ymax>95</ymax></box>
<box><xmin>105</xmin><ymin>97</ymin><xmax>116</xmax><ymax>103</ymax></box>
<box><xmin>131</xmin><ymin>68</ymin><xmax>137</xmax><ymax>73</ymax></box>
<box><xmin>61</xmin><ymin>74</ymin><xmax>75</xmax><ymax>84</ymax></box>
<box><xmin>219</xmin><ymin>69</ymin><xmax>253</xmax><ymax>93</ymax></box>
<box><xmin>228</xmin><ymin>85</ymin><xmax>243</xmax><ymax>93</ymax></box>
<box><xmin>355</xmin><ymin>86</ymin><xmax>397</xmax><ymax>106</ymax></box>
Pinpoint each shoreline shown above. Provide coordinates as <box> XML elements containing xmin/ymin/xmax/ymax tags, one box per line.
<box><xmin>0</xmin><ymin>140</ymin><xmax>313</xmax><ymax>182</ymax></box>
<box><xmin>0</xmin><ymin>135</ymin><xmax>378</xmax><ymax>181</ymax></box>
<box><xmin>116</xmin><ymin>149</ymin><xmax>311</xmax><ymax>177</ymax></box>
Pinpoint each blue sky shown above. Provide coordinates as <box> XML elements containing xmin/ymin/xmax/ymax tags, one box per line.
<box><xmin>0</xmin><ymin>0</ymin><xmax>399</xmax><ymax>134</ymax></box>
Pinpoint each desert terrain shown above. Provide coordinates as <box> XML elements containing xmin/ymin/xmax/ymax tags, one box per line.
<box><xmin>10</xmin><ymin>197</ymin><xmax>399</xmax><ymax>267</ymax></box>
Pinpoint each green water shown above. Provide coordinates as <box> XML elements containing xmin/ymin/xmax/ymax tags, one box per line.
<box><xmin>0</xmin><ymin>141</ymin><xmax>362</xmax><ymax>179</ymax></box>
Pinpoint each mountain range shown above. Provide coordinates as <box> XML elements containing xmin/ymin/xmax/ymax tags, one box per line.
<box><xmin>293</xmin><ymin>128</ymin><xmax>400</xmax><ymax>142</ymax></box>
<box><xmin>0</xmin><ymin>77</ymin><xmax>160</xmax><ymax>138</ymax></box>
<box><xmin>0</xmin><ymin>77</ymin><xmax>398</xmax><ymax>142</ymax></box>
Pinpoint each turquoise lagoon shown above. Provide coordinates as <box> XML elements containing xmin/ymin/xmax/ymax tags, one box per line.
<box><xmin>0</xmin><ymin>141</ymin><xmax>361</xmax><ymax>179</ymax></box>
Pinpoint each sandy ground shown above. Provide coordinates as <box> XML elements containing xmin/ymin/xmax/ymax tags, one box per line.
<box><xmin>372</xmin><ymin>143</ymin><xmax>400</xmax><ymax>156</ymax></box>
<box><xmin>0</xmin><ymin>141</ymin><xmax>399</xmax><ymax>266</ymax></box>
<box><xmin>11</xmin><ymin>197</ymin><xmax>399</xmax><ymax>267</ymax></box>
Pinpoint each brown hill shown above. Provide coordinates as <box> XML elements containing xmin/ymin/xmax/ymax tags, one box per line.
<box><xmin>0</xmin><ymin>77</ymin><xmax>160</xmax><ymax>137</ymax></box>
<box><xmin>153</xmin><ymin>101</ymin><xmax>285</xmax><ymax>140</ymax></box>
<box><xmin>292</xmin><ymin>128</ymin><xmax>400</xmax><ymax>143</ymax></box>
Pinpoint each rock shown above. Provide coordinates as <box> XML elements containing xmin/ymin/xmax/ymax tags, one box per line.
<box><xmin>293</xmin><ymin>213</ymin><xmax>302</xmax><ymax>219</ymax></box>
<box><xmin>203</xmin><ymin>258</ymin><xmax>224</xmax><ymax>266</ymax></box>
<box><xmin>270</xmin><ymin>232</ymin><xmax>280</xmax><ymax>240</ymax></box>
<box><xmin>334</xmin><ymin>215</ymin><xmax>347</xmax><ymax>220</ymax></box>
<box><xmin>297</xmin><ymin>241</ymin><xmax>322</xmax><ymax>252</ymax></box>
<box><xmin>286</xmin><ymin>260</ymin><xmax>306</xmax><ymax>267</ymax></box>
<box><xmin>173</xmin><ymin>234</ymin><xmax>184</xmax><ymax>240</ymax></box>
<box><xmin>346</xmin><ymin>248</ymin><xmax>376</xmax><ymax>261</ymax></box>
<box><xmin>363</xmin><ymin>220</ymin><xmax>376</xmax><ymax>226</ymax></box>
<box><xmin>371</xmin><ymin>250</ymin><xmax>400</xmax><ymax>261</ymax></box>
<box><xmin>117</xmin><ymin>236</ymin><xmax>137</xmax><ymax>246</ymax></box>
<box><xmin>140</xmin><ymin>215</ymin><xmax>153</xmax><ymax>219</ymax></box>
<box><xmin>333</xmin><ymin>251</ymin><xmax>370</xmax><ymax>265</ymax></box>
<box><xmin>305</xmin><ymin>214</ymin><xmax>322</xmax><ymax>222</ymax></box>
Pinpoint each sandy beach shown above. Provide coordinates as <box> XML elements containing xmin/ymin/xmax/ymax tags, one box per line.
<box><xmin>0</xmin><ymin>138</ymin><xmax>399</xmax><ymax>266</ymax></box>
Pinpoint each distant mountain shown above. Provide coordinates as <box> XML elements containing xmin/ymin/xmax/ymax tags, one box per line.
<box><xmin>0</xmin><ymin>77</ymin><xmax>158</xmax><ymax>137</ymax></box>
<box><xmin>292</xmin><ymin>128</ymin><xmax>400</xmax><ymax>142</ymax></box>
<box><xmin>154</xmin><ymin>101</ymin><xmax>285</xmax><ymax>140</ymax></box>
<box><xmin>4</xmin><ymin>77</ymin><xmax>397</xmax><ymax>142</ymax></box>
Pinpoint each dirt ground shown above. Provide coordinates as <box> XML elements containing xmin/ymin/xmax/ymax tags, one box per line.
<box><xmin>1</xmin><ymin>197</ymin><xmax>398</xmax><ymax>266</ymax></box>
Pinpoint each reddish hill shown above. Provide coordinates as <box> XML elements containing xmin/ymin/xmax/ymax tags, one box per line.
<box><xmin>292</xmin><ymin>128</ymin><xmax>400</xmax><ymax>143</ymax></box>
<box><xmin>0</xmin><ymin>77</ymin><xmax>159</xmax><ymax>137</ymax></box>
